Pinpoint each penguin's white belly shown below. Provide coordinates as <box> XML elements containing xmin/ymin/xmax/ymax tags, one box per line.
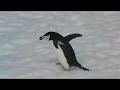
<box><xmin>49</xmin><ymin>40</ymin><xmax>70</xmax><ymax>69</ymax></box>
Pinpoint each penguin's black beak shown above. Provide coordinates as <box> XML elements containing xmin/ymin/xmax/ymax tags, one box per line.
<box><xmin>39</xmin><ymin>35</ymin><xmax>46</xmax><ymax>40</ymax></box>
<box><xmin>39</xmin><ymin>37</ymin><xmax>43</xmax><ymax>40</ymax></box>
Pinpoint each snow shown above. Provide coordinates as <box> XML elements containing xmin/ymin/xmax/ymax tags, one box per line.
<box><xmin>0</xmin><ymin>11</ymin><xmax>120</xmax><ymax>79</ymax></box>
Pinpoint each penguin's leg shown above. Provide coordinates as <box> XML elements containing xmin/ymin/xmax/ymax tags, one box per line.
<box><xmin>63</xmin><ymin>68</ymin><xmax>70</xmax><ymax>72</ymax></box>
<box><xmin>61</xmin><ymin>66</ymin><xmax>70</xmax><ymax>71</ymax></box>
<box><xmin>73</xmin><ymin>62</ymin><xmax>90</xmax><ymax>71</ymax></box>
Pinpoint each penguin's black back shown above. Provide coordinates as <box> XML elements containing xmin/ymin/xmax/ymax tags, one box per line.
<box><xmin>59</xmin><ymin>42</ymin><xmax>79</xmax><ymax>66</ymax></box>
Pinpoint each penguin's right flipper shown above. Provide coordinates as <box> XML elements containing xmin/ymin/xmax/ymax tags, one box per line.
<box><xmin>64</xmin><ymin>33</ymin><xmax>82</xmax><ymax>42</ymax></box>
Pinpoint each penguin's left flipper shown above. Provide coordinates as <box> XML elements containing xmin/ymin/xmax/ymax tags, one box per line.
<box><xmin>65</xmin><ymin>33</ymin><xmax>82</xmax><ymax>42</ymax></box>
<box><xmin>53</xmin><ymin>40</ymin><xmax>59</xmax><ymax>49</ymax></box>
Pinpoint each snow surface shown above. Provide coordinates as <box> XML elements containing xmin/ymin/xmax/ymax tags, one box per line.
<box><xmin>0</xmin><ymin>11</ymin><xmax>120</xmax><ymax>79</ymax></box>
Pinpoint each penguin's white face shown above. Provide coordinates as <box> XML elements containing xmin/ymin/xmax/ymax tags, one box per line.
<box><xmin>45</xmin><ymin>35</ymin><xmax>50</xmax><ymax>40</ymax></box>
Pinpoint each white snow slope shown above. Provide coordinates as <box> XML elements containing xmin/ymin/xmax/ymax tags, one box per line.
<box><xmin>0</xmin><ymin>11</ymin><xmax>120</xmax><ymax>79</ymax></box>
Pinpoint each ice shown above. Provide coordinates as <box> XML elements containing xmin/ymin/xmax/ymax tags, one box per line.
<box><xmin>0</xmin><ymin>11</ymin><xmax>120</xmax><ymax>79</ymax></box>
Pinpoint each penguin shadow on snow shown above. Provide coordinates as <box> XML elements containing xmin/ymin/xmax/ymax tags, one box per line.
<box><xmin>39</xmin><ymin>31</ymin><xmax>90</xmax><ymax>71</ymax></box>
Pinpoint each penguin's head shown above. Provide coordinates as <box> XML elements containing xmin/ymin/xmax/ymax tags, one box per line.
<box><xmin>39</xmin><ymin>31</ymin><xmax>63</xmax><ymax>41</ymax></box>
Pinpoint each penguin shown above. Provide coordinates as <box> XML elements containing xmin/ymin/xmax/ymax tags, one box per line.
<box><xmin>39</xmin><ymin>31</ymin><xmax>89</xmax><ymax>71</ymax></box>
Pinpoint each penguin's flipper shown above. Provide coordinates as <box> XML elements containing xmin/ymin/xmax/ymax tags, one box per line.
<box><xmin>53</xmin><ymin>40</ymin><xmax>59</xmax><ymax>49</ymax></box>
<box><xmin>64</xmin><ymin>33</ymin><xmax>82</xmax><ymax>42</ymax></box>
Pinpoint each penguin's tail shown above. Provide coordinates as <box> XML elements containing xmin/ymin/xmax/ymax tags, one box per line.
<box><xmin>78</xmin><ymin>65</ymin><xmax>90</xmax><ymax>71</ymax></box>
<box><xmin>73</xmin><ymin>62</ymin><xmax>90</xmax><ymax>71</ymax></box>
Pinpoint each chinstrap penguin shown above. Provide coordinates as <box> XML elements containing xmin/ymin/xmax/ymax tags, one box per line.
<box><xmin>39</xmin><ymin>31</ymin><xmax>89</xmax><ymax>71</ymax></box>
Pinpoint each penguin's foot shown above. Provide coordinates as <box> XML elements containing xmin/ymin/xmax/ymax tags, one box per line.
<box><xmin>62</xmin><ymin>67</ymin><xmax>70</xmax><ymax>72</ymax></box>
<box><xmin>56</xmin><ymin>63</ymin><xmax>61</xmax><ymax>65</ymax></box>
<box><xmin>63</xmin><ymin>69</ymin><xmax>70</xmax><ymax>72</ymax></box>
